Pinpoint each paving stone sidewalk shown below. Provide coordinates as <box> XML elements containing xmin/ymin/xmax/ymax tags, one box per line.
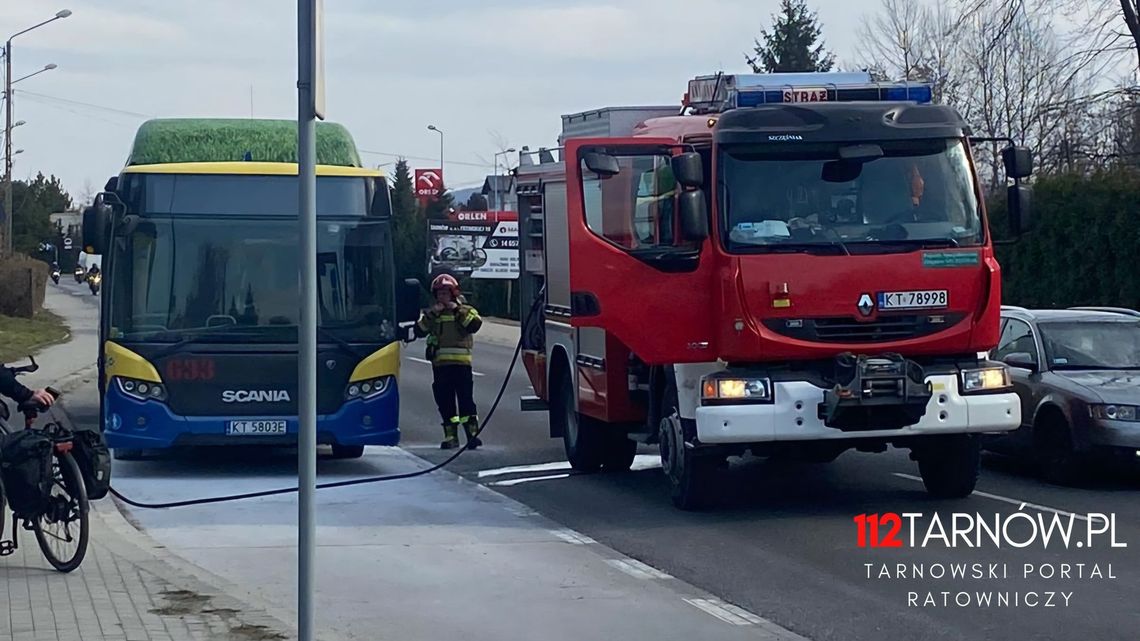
<box><xmin>1</xmin><ymin>497</ymin><xmax>300</xmax><ymax>641</ymax></box>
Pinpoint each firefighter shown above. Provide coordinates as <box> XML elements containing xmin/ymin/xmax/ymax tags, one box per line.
<box><xmin>414</xmin><ymin>273</ymin><xmax>484</xmax><ymax>450</ymax></box>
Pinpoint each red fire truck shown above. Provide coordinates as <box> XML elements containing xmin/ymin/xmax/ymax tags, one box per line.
<box><xmin>515</xmin><ymin>72</ymin><xmax>1034</xmax><ymax>509</ymax></box>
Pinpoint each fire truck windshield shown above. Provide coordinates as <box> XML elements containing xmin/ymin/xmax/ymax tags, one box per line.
<box><xmin>717</xmin><ymin>137</ymin><xmax>983</xmax><ymax>254</ymax></box>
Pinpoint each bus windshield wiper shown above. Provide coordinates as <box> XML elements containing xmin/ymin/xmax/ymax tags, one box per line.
<box><xmin>150</xmin><ymin>325</ymin><xmax>268</xmax><ymax>359</ymax></box>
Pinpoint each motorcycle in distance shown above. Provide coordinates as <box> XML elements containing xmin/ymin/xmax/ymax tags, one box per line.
<box><xmin>73</xmin><ymin>266</ymin><xmax>84</xmax><ymax>283</ymax></box>
<box><xmin>87</xmin><ymin>272</ymin><xmax>101</xmax><ymax>295</ymax></box>
<box><xmin>50</xmin><ymin>264</ymin><xmax>60</xmax><ymax>285</ymax></box>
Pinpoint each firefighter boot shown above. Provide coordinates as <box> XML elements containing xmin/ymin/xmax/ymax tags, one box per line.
<box><xmin>440</xmin><ymin>421</ymin><xmax>460</xmax><ymax>450</ymax></box>
<box><xmin>463</xmin><ymin>417</ymin><xmax>482</xmax><ymax>450</ymax></box>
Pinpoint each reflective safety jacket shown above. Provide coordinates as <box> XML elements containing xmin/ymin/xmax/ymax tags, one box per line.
<box><xmin>414</xmin><ymin>301</ymin><xmax>483</xmax><ymax>367</ymax></box>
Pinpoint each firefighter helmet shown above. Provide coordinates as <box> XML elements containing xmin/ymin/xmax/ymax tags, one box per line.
<box><xmin>431</xmin><ymin>273</ymin><xmax>460</xmax><ymax>296</ymax></box>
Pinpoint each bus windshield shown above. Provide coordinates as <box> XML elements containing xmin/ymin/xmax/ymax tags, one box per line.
<box><xmin>109</xmin><ymin>216</ymin><xmax>396</xmax><ymax>345</ymax></box>
<box><xmin>718</xmin><ymin>138</ymin><xmax>983</xmax><ymax>253</ymax></box>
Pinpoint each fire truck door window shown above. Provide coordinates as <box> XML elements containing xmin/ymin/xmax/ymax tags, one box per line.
<box><xmin>581</xmin><ymin>153</ymin><xmax>677</xmax><ymax>251</ymax></box>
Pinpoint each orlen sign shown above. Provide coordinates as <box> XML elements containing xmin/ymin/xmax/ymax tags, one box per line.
<box><xmin>449</xmin><ymin>210</ymin><xmax>518</xmax><ymax>223</ymax></box>
<box><xmin>415</xmin><ymin>168</ymin><xmax>443</xmax><ymax>202</ymax></box>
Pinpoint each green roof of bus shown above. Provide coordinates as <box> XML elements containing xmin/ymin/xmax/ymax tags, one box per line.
<box><xmin>126</xmin><ymin>118</ymin><xmax>363</xmax><ymax>167</ymax></box>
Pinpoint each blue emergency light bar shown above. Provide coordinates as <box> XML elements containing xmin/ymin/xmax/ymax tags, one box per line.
<box><xmin>685</xmin><ymin>72</ymin><xmax>934</xmax><ymax>112</ymax></box>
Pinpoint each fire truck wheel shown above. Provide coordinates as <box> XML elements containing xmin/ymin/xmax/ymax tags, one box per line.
<box><xmin>659</xmin><ymin>382</ymin><xmax>716</xmax><ymax>510</ymax></box>
<box><xmin>602</xmin><ymin>436</ymin><xmax>637</xmax><ymax>472</ymax></box>
<box><xmin>916</xmin><ymin>434</ymin><xmax>980</xmax><ymax>499</ymax></box>
<box><xmin>556</xmin><ymin>374</ymin><xmax>604</xmax><ymax>472</ymax></box>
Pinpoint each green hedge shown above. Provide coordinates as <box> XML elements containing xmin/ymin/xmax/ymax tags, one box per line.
<box><xmin>990</xmin><ymin>170</ymin><xmax>1140</xmax><ymax>310</ymax></box>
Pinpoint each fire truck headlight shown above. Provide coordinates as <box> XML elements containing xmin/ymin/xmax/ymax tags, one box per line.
<box><xmin>702</xmin><ymin>376</ymin><xmax>772</xmax><ymax>404</ymax></box>
<box><xmin>960</xmin><ymin>366</ymin><xmax>1011</xmax><ymax>393</ymax></box>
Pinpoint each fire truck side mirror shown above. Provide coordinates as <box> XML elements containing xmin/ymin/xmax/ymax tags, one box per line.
<box><xmin>1001</xmin><ymin>146</ymin><xmax>1033</xmax><ymax>180</ymax></box>
<box><xmin>582</xmin><ymin>152</ymin><xmax>620</xmax><ymax>177</ymax></box>
<box><xmin>679</xmin><ymin>190</ymin><xmax>709</xmax><ymax>241</ymax></box>
<box><xmin>671</xmin><ymin>152</ymin><xmax>703</xmax><ymax>188</ymax></box>
<box><xmin>1007</xmin><ymin>184</ymin><xmax>1033</xmax><ymax>236</ymax></box>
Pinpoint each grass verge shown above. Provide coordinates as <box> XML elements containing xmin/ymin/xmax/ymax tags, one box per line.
<box><xmin>0</xmin><ymin>310</ymin><xmax>70</xmax><ymax>364</ymax></box>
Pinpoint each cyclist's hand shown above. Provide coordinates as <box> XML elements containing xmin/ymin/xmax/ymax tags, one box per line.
<box><xmin>30</xmin><ymin>389</ymin><xmax>55</xmax><ymax>408</ymax></box>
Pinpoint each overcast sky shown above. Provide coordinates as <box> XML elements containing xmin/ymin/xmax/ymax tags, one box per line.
<box><xmin>1</xmin><ymin>0</ymin><xmax>888</xmax><ymax>202</ymax></box>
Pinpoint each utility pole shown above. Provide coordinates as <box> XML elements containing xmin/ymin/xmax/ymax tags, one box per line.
<box><xmin>296</xmin><ymin>1</ymin><xmax>323</xmax><ymax>640</ymax></box>
<box><xmin>4</xmin><ymin>40</ymin><xmax>13</xmax><ymax>256</ymax></box>
<box><xmin>2</xmin><ymin>9</ymin><xmax>72</xmax><ymax>256</ymax></box>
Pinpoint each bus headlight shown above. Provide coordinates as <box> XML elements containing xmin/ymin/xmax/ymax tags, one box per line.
<box><xmin>701</xmin><ymin>375</ymin><xmax>772</xmax><ymax>404</ymax></box>
<box><xmin>116</xmin><ymin>377</ymin><xmax>166</xmax><ymax>402</ymax></box>
<box><xmin>960</xmin><ymin>367</ymin><xmax>1011</xmax><ymax>394</ymax></box>
<box><xmin>346</xmin><ymin>376</ymin><xmax>392</xmax><ymax>400</ymax></box>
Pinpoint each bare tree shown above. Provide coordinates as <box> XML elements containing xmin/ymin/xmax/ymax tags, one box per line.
<box><xmin>856</xmin><ymin>0</ymin><xmax>930</xmax><ymax>81</ymax></box>
<box><xmin>949</xmin><ymin>1</ymin><xmax>1101</xmax><ymax>184</ymax></box>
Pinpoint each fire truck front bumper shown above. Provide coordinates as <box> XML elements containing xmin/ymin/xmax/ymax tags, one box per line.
<box><xmin>694</xmin><ymin>374</ymin><xmax>1020</xmax><ymax>445</ymax></box>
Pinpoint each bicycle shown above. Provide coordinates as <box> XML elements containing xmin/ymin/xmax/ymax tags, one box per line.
<box><xmin>0</xmin><ymin>357</ymin><xmax>90</xmax><ymax>573</ymax></box>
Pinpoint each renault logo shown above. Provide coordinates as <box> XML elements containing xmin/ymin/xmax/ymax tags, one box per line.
<box><xmin>857</xmin><ymin>293</ymin><xmax>875</xmax><ymax>317</ymax></box>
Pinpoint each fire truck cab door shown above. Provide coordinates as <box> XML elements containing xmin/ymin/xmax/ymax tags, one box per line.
<box><xmin>564</xmin><ymin>137</ymin><xmax>715</xmax><ymax>365</ymax></box>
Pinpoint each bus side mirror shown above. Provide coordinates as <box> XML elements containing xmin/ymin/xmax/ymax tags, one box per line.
<box><xmin>397</xmin><ymin>278</ymin><xmax>421</xmax><ymax>324</ymax></box>
<box><xmin>1008</xmin><ymin>185</ymin><xmax>1033</xmax><ymax>236</ymax></box>
<box><xmin>679</xmin><ymin>190</ymin><xmax>708</xmax><ymax>241</ymax></box>
<box><xmin>82</xmin><ymin>193</ymin><xmax>120</xmax><ymax>255</ymax></box>
<box><xmin>582</xmin><ymin>152</ymin><xmax>620</xmax><ymax>177</ymax></box>
<box><xmin>1002</xmin><ymin>146</ymin><xmax>1033</xmax><ymax>180</ymax></box>
<box><xmin>671</xmin><ymin>152</ymin><xmax>703</xmax><ymax>188</ymax></box>
<box><xmin>370</xmin><ymin>177</ymin><xmax>393</xmax><ymax>217</ymax></box>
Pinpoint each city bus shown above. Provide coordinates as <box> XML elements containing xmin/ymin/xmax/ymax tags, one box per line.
<box><xmin>82</xmin><ymin>118</ymin><xmax>418</xmax><ymax>460</ymax></box>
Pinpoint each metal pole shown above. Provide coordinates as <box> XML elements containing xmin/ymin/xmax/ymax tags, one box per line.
<box><xmin>296</xmin><ymin>2</ymin><xmax>318</xmax><ymax>640</ymax></box>
<box><xmin>4</xmin><ymin>40</ymin><xmax>13</xmax><ymax>257</ymax></box>
<box><xmin>439</xmin><ymin>133</ymin><xmax>444</xmax><ymax>190</ymax></box>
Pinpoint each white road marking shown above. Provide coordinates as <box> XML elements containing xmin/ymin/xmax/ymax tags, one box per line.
<box><xmin>892</xmin><ymin>473</ymin><xmax>1091</xmax><ymax>522</ymax></box>
<box><xmin>489</xmin><ymin>473</ymin><xmax>570</xmax><ymax>487</ymax></box>
<box><xmin>479</xmin><ymin>454</ymin><xmax>660</xmax><ymax>480</ymax></box>
<box><xmin>550</xmin><ymin>529</ymin><xmax>596</xmax><ymax>545</ymax></box>
<box><xmin>478</xmin><ymin>461</ymin><xmax>571</xmax><ymax>478</ymax></box>
<box><xmin>407</xmin><ymin>356</ymin><xmax>484</xmax><ymax>376</ymax></box>
<box><xmin>606</xmin><ymin>558</ymin><xmax>672</xmax><ymax>580</ymax></box>
<box><xmin>684</xmin><ymin>598</ymin><xmax>764</xmax><ymax>626</ymax></box>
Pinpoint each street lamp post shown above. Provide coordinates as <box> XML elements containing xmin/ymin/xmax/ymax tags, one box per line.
<box><xmin>492</xmin><ymin>148</ymin><xmax>516</xmax><ymax>210</ymax></box>
<box><xmin>427</xmin><ymin>124</ymin><xmax>444</xmax><ymax>189</ymax></box>
<box><xmin>4</xmin><ymin>9</ymin><xmax>71</xmax><ymax>256</ymax></box>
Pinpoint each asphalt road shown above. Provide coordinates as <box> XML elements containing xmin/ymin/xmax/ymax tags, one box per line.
<box><xmin>401</xmin><ymin>336</ymin><xmax>1140</xmax><ymax>641</ymax></box>
<box><xmin>55</xmin><ymin>280</ymin><xmax>1140</xmax><ymax>640</ymax></box>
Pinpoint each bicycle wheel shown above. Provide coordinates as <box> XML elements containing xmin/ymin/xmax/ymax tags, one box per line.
<box><xmin>33</xmin><ymin>451</ymin><xmax>89</xmax><ymax>573</ymax></box>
